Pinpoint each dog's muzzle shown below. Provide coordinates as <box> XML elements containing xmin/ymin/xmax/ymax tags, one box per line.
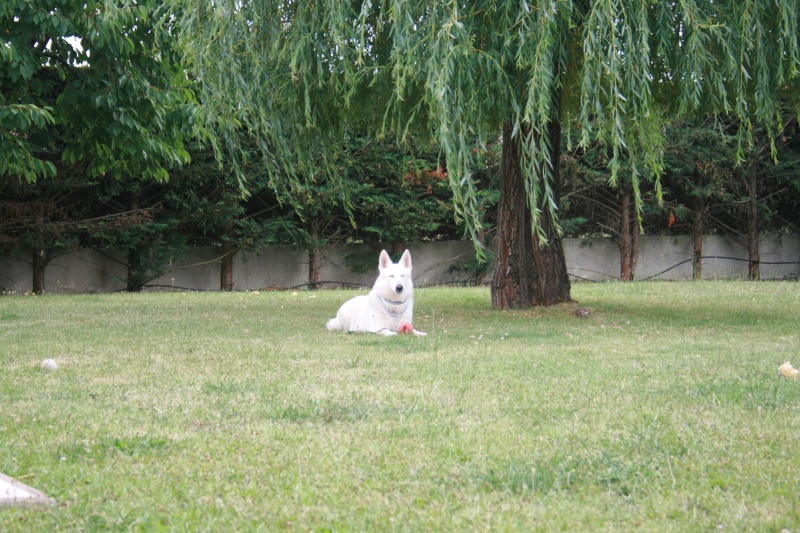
<box><xmin>395</xmin><ymin>284</ymin><xmax>404</xmax><ymax>293</ymax></box>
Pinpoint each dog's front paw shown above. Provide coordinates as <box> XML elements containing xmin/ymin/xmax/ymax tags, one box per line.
<box><xmin>413</xmin><ymin>330</ymin><xmax>427</xmax><ymax>336</ymax></box>
<box><xmin>379</xmin><ymin>329</ymin><xmax>398</xmax><ymax>336</ymax></box>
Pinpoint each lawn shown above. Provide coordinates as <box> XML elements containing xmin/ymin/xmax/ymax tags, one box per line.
<box><xmin>1</xmin><ymin>282</ymin><xmax>799</xmax><ymax>531</ymax></box>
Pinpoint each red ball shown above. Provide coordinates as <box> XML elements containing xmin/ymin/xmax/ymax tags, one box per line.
<box><xmin>397</xmin><ymin>322</ymin><xmax>414</xmax><ymax>334</ymax></box>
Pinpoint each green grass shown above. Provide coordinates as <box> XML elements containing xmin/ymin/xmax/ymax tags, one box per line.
<box><xmin>1</xmin><ymin>282</ymin><xmax>799</xmax><ymax>531</ymax></box>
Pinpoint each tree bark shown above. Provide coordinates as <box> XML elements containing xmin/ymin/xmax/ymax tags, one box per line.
<box><xmin>308</xmin><ymin>248</ymin><xmax>322</xmax><ymax>289</ymax></box>
<box><xmin>631</xmin><ymin>204</ymin><xmax>639</xmax><ymax>280</ymax></box>
<box><xmin>220</xmin><ymin>241</ymin><xmax>236</xmax><ymax>291</ymax></box>
<box><xmin>491</xmin><ymin>122</ymin><xmax>538</xmax><ymax>309</ymax></box>
<box><xmin>126</xmin><ymin>194</ymin><xmax>145</xmax><ymax>292</ymax></box>
<box><xmin>746</xmin><ymin>164</ymin><xmax>760</xmax><ymax>281</ymax></box>
<box><xmin>530</xmin><ymin>217</ymin><xmax>571</xmax><ymax>305</ymax></box>
<box><xmin>32</xmin><ymin>249</ymin><xmax>47</xmax><ymax>294</ymax></box>
<box><xmin>692</xmin><ymin>197</ymin><xmax>705</xmax><ymax>280</ymax></box>
<box><xmin>127</xmin><ymin>244</ymin><xmax>146</xmax><ymax>292</ymax></box>
<box><xmin>619</xmin><ymin>189</ymin><xmax>632</xmax><ymax>281</ymax></box>
<box><xmin>307</xmin><ymin>218</ymin><xmax>323</xmax><ymax>290</ymax></box>
<box><xmin>491</xmin><ymin>119</ymin><xmax>571</xmax><ymax>309</ymax></box>
<box><xmin>529</xmin><ymin>117</ymin><xmax>571</xmax><ymax>305</ymax></box>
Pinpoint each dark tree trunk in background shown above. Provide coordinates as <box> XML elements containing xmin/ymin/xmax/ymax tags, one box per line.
<box><xmin>631</xmin><ymin>205</ymin><xmax>639</xmax><ymax>280</ymax></box>
<box><xmin>32</xmin><ymin>249</ymin><xmax>47</xmax><ymax>294</ymax></box>
<box><xmin>619</xmin><ymin>189</ymin><xmax>632</xmax><ymax>281</ymax></box>
<box><xmin>619</xmin><ymin>188</ymin><xmax>640</xmax><ymax>281</ymax></box>
<box><xmin>126</xmin><ymin>244</ymin><xmax>146</xmax><ymax>292</ymax></box>
<box><xmin>491</xmin><ymin>119</ymin><xmax>571</xmax><ymax>309</ymax></box>
<box><xmin>126</xmin><ymin>195</ymin><xmax>146</xmax><ymax>292</ymax></box>
<box><xmin>746</xmin><ymin>164</ymin><xmax>760</xmax><ymax>280</ymax></box>
<box><xmin>220</xmin><ymin>241</ymin><xmax>236</xmax><ymax>291</ymax></box>
<box><xmin>692</xmin><ymin>197</ymin><xmax>705</xmax><ymax>280</ymax></box>
<box><xmin>307</xmin><ymin>218</ymin><xmax>323</xmax><ymax>289</ymax></box>
<box><xmin>308</xmin><ymin>248</ymin><xmax>322</xmax><ymax>289</ymax></box>
<box><xmin>31</xmin><ymin>206</ymin><xmax>50</xmax><ymax>294</ymax></box>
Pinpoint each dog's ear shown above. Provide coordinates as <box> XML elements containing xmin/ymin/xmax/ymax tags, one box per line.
<box><xmin>379</xmin><ymin>250</ymin><xmax>391</xmax><ymax>270</ymax></box>
<box><xmin>400</xmin><ymin>249</ymin><xmax>412</xmax><ymax>269</ymax></box>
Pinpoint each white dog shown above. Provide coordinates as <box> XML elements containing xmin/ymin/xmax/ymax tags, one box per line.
<box><xmin>326</xmin><ymin>249</ymin><xmax>427</xmax><ymax>336</ymax></box>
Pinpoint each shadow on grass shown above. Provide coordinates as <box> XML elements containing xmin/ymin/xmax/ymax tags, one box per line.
<box><xmin>472</xmin><ymin>455</ymin><xmax>584</xmax><ymax>496</ymax></box>
<box><xmin>266</xmin><ymin>399</ymin><xmax>423</xmax><ymax>424</ymax></box>
<box><xmin>687</xmin><ymin>374</ymin><xmax>800</xmax><ymax>411</ymax></box>
<box><xmin>59</xmin><ymin>435</ymin><xmax>170</xmax><ymax>463</ymax></box>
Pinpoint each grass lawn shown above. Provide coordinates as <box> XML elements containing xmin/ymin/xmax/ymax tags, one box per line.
<box><xmin>1</xmin><ymin>282</ymin><xmax>799</xmax><ymax>531</ymax></box>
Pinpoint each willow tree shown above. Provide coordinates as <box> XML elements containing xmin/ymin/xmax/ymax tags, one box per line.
<box><xmin>168</xmin><ymin>0</ymin><xmax>800</xmax><ymax>309</ymax></box>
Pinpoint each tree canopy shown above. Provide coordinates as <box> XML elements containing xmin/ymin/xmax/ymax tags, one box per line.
<box><xmin>5</xmin><ymin>1</ymin><xmax>799</xmax><ymax>301</ymax></box>
<box><xmin>1</xmin><ymin>0</ymin><xmax>194</xmax><ymax>183</ymax></box>
<box><xmin>169</xmin><ymin>0</ymin><xmax>800</xmax><ymax>249</ymax></box>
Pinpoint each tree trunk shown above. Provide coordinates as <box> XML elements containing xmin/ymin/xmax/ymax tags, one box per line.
<box><xmin>491</xmin><ymin>122</ymin><xmax>537</xmax><ymax>309</ymax></box>
<box><xmin>32</xmin><ymin>206</ymin><xmax>49</xmax><ymax>294</ymax></box>
<box><xmin>619</xmin><ymin>189</ymin><xmax>632</xmax><ymax>281</ymax></box>
<box><xmin>631</xmin><ymin>205</ymin><xmax>639</xmax><ymax>280</ymax></box>
<box><xmin>692</xmin><ymin>197</ymin><xmax>705</xmax><ymax>281</ymax></box>
<box><xmin>529</xmin><ymin>117</ymin><xmax>571</xmax><ymax>305</ymax></box>
<box><xmin>32</xmin><ymin>249</ymin><xmax>47</xmax><ymax>294</ymax></box>
<box><xmin>220</xmin><ymin>241</ymin><xmax>236</xmax><ymax>291</ymax></box>
<box><xmin>530</xmin><ymin>218</ymin><xmax>571</xmax><ymax>305</ymax></box>
<box><xmin>127</xmin><ymin>244</ymin><xmax>146</xmax><ymax>292</ymax></box>
<box><xmin>390</xmin><ymin>241</ymin><xmax>404</xmax><ymax>257</ymax></box>
<box><xmin>746</xmin><ymin>164</ymin><xmax>760</xmax><ymax>281</ymax></box>
<box><xmin>126</xmin><ymin>195</ymin><xmax>145</xmax><ymax>292</ymax></box>
<box><xmin>308</xmin><ymin>248</ymin><xmax>321</xmax><ymax>289</ymax></box>
<box><xmin>307</xmin><ymin>218</ymin><xmax>323</xmax><ymax>290</ymax></box>
<box><xmin>491</xmin><ymin>120</ymin><xmax>571</xmax><ymax>309</ymax></box>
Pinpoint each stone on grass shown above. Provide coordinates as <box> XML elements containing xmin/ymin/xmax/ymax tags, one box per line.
<box><xmin>0</xmin><ymin>473</ymin><xmax>56</xmax><ymax>508</ymax></box>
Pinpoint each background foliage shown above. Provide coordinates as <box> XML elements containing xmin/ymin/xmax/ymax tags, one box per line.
<box><xmin>2</xmin><ymin>1</ymin><xmax>800</xmax><ymax>290</ymax></box>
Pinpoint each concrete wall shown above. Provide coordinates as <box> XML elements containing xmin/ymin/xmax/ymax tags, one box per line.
<box><xmin>2</xmin><ymin>234</ymin><xmax>798</xmax><ymax>294</ymax></box>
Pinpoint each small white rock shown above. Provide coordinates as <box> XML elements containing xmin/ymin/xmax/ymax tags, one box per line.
<box><xmin>40</xmin><ymin>359</ymin><xmax>58</xmax><ymax>372</ymax></box>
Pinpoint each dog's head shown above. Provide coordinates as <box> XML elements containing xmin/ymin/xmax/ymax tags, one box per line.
<box><xmin>377</xmin><ymin>249</ymin><xmax>414</xmax><ymax>298</ymax></box>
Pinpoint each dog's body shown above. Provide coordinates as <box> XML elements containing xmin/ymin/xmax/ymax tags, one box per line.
<box><xmin>326</xmin><ymin>249</ymin><xmax>427</xmax><ymax>336</ymax></box>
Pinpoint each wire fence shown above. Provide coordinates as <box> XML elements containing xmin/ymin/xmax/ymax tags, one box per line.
<box><xmin>133</xmin><ymin>255</ymin><xmax>799</xmax><ymax>292</ymax></box>
<box><xmin>636</xmin><ymin>255</ymin><xmax>800</xmax><ymax>281</ymax></box>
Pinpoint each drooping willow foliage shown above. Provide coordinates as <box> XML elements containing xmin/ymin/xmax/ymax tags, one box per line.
<box><xmin>165</xmin><ymin>0</ymin><xmax>800</xmax><ymax>247</ymax></box>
